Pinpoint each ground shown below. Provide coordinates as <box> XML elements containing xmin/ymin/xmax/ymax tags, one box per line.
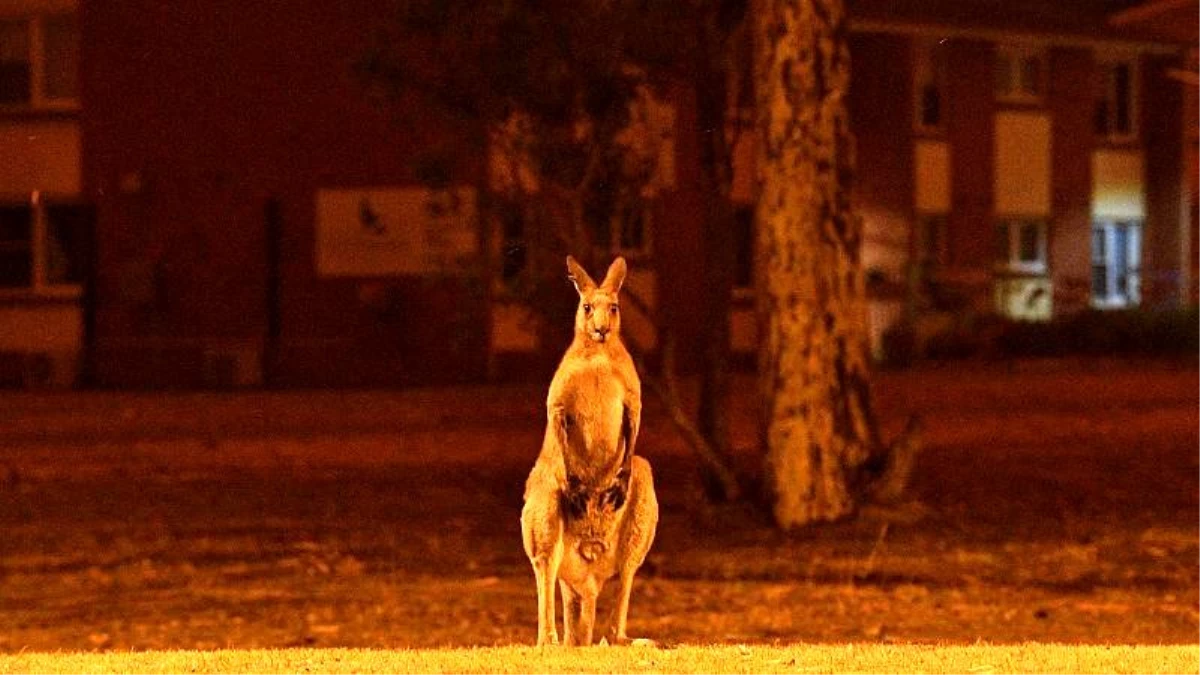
<box><xmin>0</xmin><ymin>359</ymin><xmax>1195</xmax><ymax>652</ymax></box>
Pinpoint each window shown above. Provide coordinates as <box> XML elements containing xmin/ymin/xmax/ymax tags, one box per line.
<box><xmin>0</xmin><ymin>19</ymin><xmax>30</xmax><ymax>104</ymax></box>
<box><xmin>1094</xmin><ymin>58</ymin><xmax>1137</xmax><ymax>143</ymax></box>
<box><xmin>913</xmin><ymin>38</ymin><xmax>947</xmax><ymax>132</ymax></box>
<box><xmin>0</xmin><ymin>193</ymin><xmax>89</xmax><ymax>293</ymax></box>
<box><xmin>914</xmin><ymin>213</ymin><xmax>947</xmax><ymax>278</ymax></box>
<box><xmin>733</xmin><ymin>205</ymin><xmax>754</xmax><ymax>291</ymax></box>
<box><xmin>995</xmin><ymin>46</ymin><xmax>1044</xmax><ymax>104</ymax></box>
<box><xmin>499</xmin><ymin>208</ymin><xmax>526</xmax><ymax>282</ymax></box>
<box><xmin>614</xmin><ymin>199</ymin><xmax>649</xmax><ymax>255</ymax></box>
<box><xmin>1092</xmin><ymin>220</ymin><xmax>1141</xmax><ymax>308</ymax></box>
<box><xmin>0</xmin><ymin>14</ymin><xmax>78</xmax><ymax>109</ymax></box>
<box><xmin>584</xmin><ymin>190</ymin><xmax>652</xmax><ymax>258</ymax></box>
<box><xmin>42</xmin><ymin>15</ymin><xmax>78</xmax><ymax>101</ymax></box>
<box><xmin>0</xmin><ymin>204</ymin><xmax>32</xmax><ymax>286</ymax></box>
<box><xmin>995</xmin><ymin>219</ymin><xmax>1047</xmax><ymax>273</ymax></box>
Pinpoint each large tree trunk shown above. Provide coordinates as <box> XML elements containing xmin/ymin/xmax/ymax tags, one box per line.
<box><xmin>753</xmin><ymin>0</ymin><xmax>881</xmax><ymax>527</ymax></box>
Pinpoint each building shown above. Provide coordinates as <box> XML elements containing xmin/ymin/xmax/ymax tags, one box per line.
<box><xmin>844</xmin><ymin>0</ymin><xmax>1198</xmax><ymax>351</ymax></box>
<box><xmin>0</xmin><ymin>0</ymin><xmax>85</xmax><ymax>387</ymax></box>
<box><xmin>1105</xmin><ymin>0</ymin><xmax>1200</xmax><ymax>303</ymax></box>
<box><xmin>1</xmin><ymin>0</ymin><xmax>1195</xmax><ymax>388</ymax></box>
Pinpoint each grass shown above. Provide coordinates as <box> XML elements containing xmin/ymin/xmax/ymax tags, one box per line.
<box><xmin>0</xmin><ymin>365</ymin><xmax>1194</xmax><ymax>652</ymax></box>
<box><xmin>0</xmin><ymin>644</ymin><xmax>1196</xmax><ymax>674</ymax></box>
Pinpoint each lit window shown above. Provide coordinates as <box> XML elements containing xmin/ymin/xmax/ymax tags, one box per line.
<box><xmin>1091</xmin><ymin>220</ymin><xmax>1141</xmax><ymax>308</ymax></box>
<box><xmin>995</xmin><ymin>219</ymin><xmax>1047</xmax><ymax>273</ymax></box>
<box><xmin>0</xmin><ymin>14</ymin><xmax>78</xmax><ymax>109</ymax></box>
<box><xmin>995</xmin><ymin>46</ymin><xmax>1044</xmax><ymax>103</ymax></box>
<box><xmin>1094</xmin><ymin>58</ymin><xmax>1137</xmax><ymax>143</ymax></box>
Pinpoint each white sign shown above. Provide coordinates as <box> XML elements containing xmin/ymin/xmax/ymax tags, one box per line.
<box><xmin>315</xmin><ymin>186</ymin><xmax>477</xmax><ymax>276</ymax></box>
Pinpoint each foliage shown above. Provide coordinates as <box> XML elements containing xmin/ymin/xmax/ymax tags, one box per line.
<box><xmin>992</xmin><ymin>307</ymin><xmax>1197</xmax><ymax>358</ymax></box>
<box><xmin>883</xmin><ymin>306</ymin><xmax>1200</xmax><ymax>365</ymax></box>
<box><xmin>357</xmin><ymin>0</ymin><xmax>749</xmax><ymax>503</ymax></box>
<box><xmin>355</xmin><ymin>0</ymin><xmax>680</xmax><ymax>343</ymax></box>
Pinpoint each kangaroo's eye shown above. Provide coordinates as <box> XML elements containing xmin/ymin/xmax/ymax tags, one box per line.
<box><xmin>610</xmin><ymin>305</ymin><xmax>619</xmax><ymax>315</ymax></box>
<box><xmin>583</xmin><ymin>303</ymin><xmax>592</xmax><ymax>315</ymax></box>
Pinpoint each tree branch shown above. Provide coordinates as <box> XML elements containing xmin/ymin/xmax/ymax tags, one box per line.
<box><xmin>621</xmin><ymin>285</ymin><xmax>742</xmax><ymax>501</ymax></box>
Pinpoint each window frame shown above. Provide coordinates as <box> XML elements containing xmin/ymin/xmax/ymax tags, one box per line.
<box><xmin>0</xmin><ymin>13</ymin><xmax>79</xmax><ymax>112</ymax></box>
<box><xmin>912</xmin><ymin>38</ymin><xmax>947</xmax><ymax>134</ymax></box>
<box><xmin>1091</xmin><ymin>219</ymin><xmax>1141</xmax><ymax>309</ymax></box>
<box><xmin>0</xmin><ymin>191</ymin><xmax>85</xmax><ymax>299</ymax></box>
<box><xmin>731</xmin><ymin>204</ymin><xmax>755</xmax><ymax>297</ymax></box>
<box><xmin>995</xmin><ymin>217</ymin><xmax>1048</xmax><ymax>275</ymax></box>
<box><xmin>994</xmin><ymin>44</ymin><xmax>1045</xmax><ymax>106</ymax></box>
<box><xmin>1094</xmin><ymin>54</ymin><xmax>1139</xmax><ymax>145</ymax></box>
<box><xmin>914</xmin><ymin>212</ymin><xmax>949</xmax><ymax>282</ymax></box>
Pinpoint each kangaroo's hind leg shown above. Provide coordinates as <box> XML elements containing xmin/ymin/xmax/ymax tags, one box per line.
<box><xmin>576</xmin><ymin>583</ymin><xmax>599</xmax><ymax>646</ymax></box>
<box><xmin>608</xmin><ymin>456</ymin><xmax>659</xmax><ymax>646</ymax></box>
<box><xmin>522</xmin><ymin>491</ymin><xmax>564</xmax><ymax>646</ymax></box>
<box><xmin>560</xmin><ymin>580</ymin><xmax>581</xmax><ymax>646</ymax></box>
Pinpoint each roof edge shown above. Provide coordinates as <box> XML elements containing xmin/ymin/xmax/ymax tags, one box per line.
<box><xmin>849</xmin><ymin>18</ymin><xmax>1185</xmax><ymax>54</ymax></box>
<box><xmin>1109</xmin><ymin>0</ymin><xmax>1196</xmax><ymax>26</ymax></box>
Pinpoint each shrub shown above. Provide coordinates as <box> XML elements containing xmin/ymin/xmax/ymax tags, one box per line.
<box><xmin>997</xmin><ymin>307</ymin><xmax>1199</xmax><ymax>358</ymax></box>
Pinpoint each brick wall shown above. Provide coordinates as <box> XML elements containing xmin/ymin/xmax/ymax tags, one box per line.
<box><xmin>82</xmin><ymin>1</ymin><xmax>486</xmax><ymax>386</ymax></box>
<box><xmin>1048</xmin><ymin>46</ymin><xmax>1096</xmax><ymax>313</ymax></box>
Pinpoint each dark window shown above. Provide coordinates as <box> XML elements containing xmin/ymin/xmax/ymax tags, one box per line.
<box><xmin>917</xmin><ymin>214</ymin><xmax>946</xmax><ymax>267</ymax></box>
<box><xmin>583</xmin><ymin>189</ymin><xmax>613</xmax><ymax>249</ymax></box>
<box><xmin>994</xmin><ymin>223</ymin><xmax>1009</xmax><ymax>263</ymax></box>
<box><xmin>1018</xmin><ymin>222</ymin><xmax>1040</xmax><ymax>263</ymax></box>
<box><xmin>45</xmin><ymin>203</ymin><xmax>90</xmax><ymax>285</ymax></box>
<box><xmin>1019</xmin><ymin>55</ymin><xmax>1042</xmax><ymax>96</ymax></box>
<box><xmin>617</xmin><ymin>201</ymin><xmax>646</xmax><ymax>251</ymax></box>
<box><xmin>914</xmin><ymin>39</ymin><xmax>946</xmax><ymax>131</ymax></box>
<box><xmin>734</xmin><ymin>206</ymin><xmax>754</xmax><ymax>289</ymax></box>
<box><xmin>996</xmin><ymin>219</ymin><xmax>1046</xmax><ymax>270</ymax></box>
<box><xmin>920</xmin><ymin>85</ymin><xmax>941</xmax><ymax>128</ymax></box>
<box><xmin>1113</xmin><ymin>63</ymin><xmax>1131</xmax><ymax>135</ymax></box>
<box><xmin>0</xmin><ymin>205</ymin><xmax>32</xmax><ymax>287</ymax></box>
<box><xmin>42</xmin><ymin>15</ymin><xmax>78</xmax><ymax>100</ymax></box>
<box><xmin>1095</xmin><ymin>60</ymin><xmax>1136</xmax><ymax>141</ymax></box>
<box><xmin>996</xmin><ymin>48</ymin><xmax>1044</xmax><ymax>101</ymax></box>
<box><xmin>500</xmin><ymin>209</ymin><xmax>525</xmax><ymax>281</ymax></box>
<box><xmin>0</xmin><ymin>19</ymin><xmax>31</xmax><ymax>105</ymax></box>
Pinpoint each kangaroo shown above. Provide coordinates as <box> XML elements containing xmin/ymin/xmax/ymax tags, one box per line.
<box><xmin>521</xmin><ymin>255</ymin><xmax>659</xmax><ymax>647</ymax></box>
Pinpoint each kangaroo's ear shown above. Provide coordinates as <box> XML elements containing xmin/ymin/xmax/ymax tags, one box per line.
<box><xmin>566</xmin><ymin>255</ymin><xmax>596</xmax><ymax>295</ymax></box>
<box><xmin>600</xmin><ymin>256</ymin><xmax>627</xmax><ymax>294</ymax></box>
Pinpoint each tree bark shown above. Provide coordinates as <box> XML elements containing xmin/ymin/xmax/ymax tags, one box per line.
<box><xmin>753</xmin><ymin>0</ymin><xmax>880</xmax><ymax>527</ymax></box>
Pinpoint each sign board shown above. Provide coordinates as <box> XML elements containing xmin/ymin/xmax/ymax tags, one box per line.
<box><xmin>315</xmin><ymin>186</ymin><xmax>477</xmax><ymax>277</ymax></box>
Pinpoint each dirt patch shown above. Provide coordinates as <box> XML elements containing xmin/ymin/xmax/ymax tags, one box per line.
<box><xmin>0</xmin><ymin>361</ymin><xmax>1195</xmax><ymax>650</ymax></box>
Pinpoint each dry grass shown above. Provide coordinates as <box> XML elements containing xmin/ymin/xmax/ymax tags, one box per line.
<box><xmin>0</xmin><ymin>644</ymin><xmax>1196</xmax><ymax>674</ymax></box>
<box><xmin>0</xmin><ymin>362</ymin><xmax>1195</xmax><ymax>651</ymax></box>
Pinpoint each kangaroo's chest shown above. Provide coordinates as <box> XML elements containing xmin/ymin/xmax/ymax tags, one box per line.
<box><xmin>547</xmin><ymin>359</ymin><xmax>631</xmax><ymax>466</ymax></box>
